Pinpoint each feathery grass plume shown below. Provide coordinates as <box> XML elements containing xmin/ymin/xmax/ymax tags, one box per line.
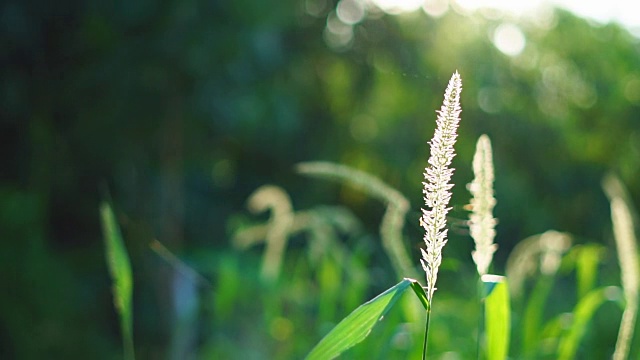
<box><xmin>468</xmin><ymin>134</ymin><xmax>497</xmax><ymax>276</ymax></box>
<box><xmin>233</xmin><ymin>206</ymin><xmax>360</xmax><ymax>255</ymax></box>
<box><xmin>420</xmin><ymin>71</ymin><xmax>462</xmax><ymax>302</ymax></box>
<box><xmin>296</xmin><ymin>161</ymin><xmax>425</xmax><ymax>328</ymax></box>
<box><xmin>296</xmin><ymin>161</ymin><xmax>418</xmax><ymax>280</ymax></box>
<box><xmin>505</xmin><ymin>230</ymin><xmax>571</xmax><ymax>298</ymax></box>
<box><xmin>602</xmin><ymin>173</ymin><xmax>639</xmax><ymax>360</ymax></box>
<box><xmin>603</xmin><ymin>173</ymin><xmax>639</xmax><ymax>224</ymax></box>
<box><xmin>246</xmin><ymin>185</ymin><xmax>294</xmax><ymax>282</ymax></box>
<box><xmin>234</xmin><ymin>203</ymin><xmax>363</xmax><ymax>281</ymax></box>
<box><xmin>610</xmin><ymin>196</ymin><xmax>639</xmax><ymax>360</ymax></box>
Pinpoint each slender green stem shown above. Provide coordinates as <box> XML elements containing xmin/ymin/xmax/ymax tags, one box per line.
<box><xmin>477</xmin><ymin>279</ymin><xmax>484</xmax><ymax>360</ymax></box>
<box><xmin>477</xmin><ymin>303</ymin><xmax>483</xmax><ymax>360</ymax></box>
<box><xmin>124</xmin><ymin>333</ymin><xmax>135</xmax><ymax>360</ymax></box>
<box><xmin>423</xmin><ymin>306</ymin><xmax>432</xmax><ymax>360</ymax></box>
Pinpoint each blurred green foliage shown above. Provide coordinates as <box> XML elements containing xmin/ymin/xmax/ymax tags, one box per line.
<box><xmin>1</xmin><ymin>0</ymin><xmax>639</xmax><ymax>358</ymax></box>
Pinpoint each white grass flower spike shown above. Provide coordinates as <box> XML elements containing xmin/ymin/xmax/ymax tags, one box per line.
<box><xmin>420</xmin><ymin>71</ymin><xmax>462</xmax><ymax>302</ymax></box>
<box><xmin>469</xmin><ymin>134</ymin><xmax>497</xmax><ymax>276</ymax></box>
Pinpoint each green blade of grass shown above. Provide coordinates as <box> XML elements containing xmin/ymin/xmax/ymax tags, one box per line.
<box><xmin>100</xmin><ymin>202</ymin><xmax>134</xmax><ymax>360</ymax></box>
<box><xmin>574</xmin><ymin>244</ymin><xmax>604</xmax><ymax>299</ymax></box>
<box><xmin>483</xmin><ymin>275</ymin><xmax>510</xmax><ymax>360</ymax></box>
<box><xmin>409</xmin><ymin>280</ymin><xmax>430</xmax><ymax>311</ymax></box>
<box><xmin>557</xmin><ymin>287</ymin><xmax>616</xmax><ymax>360</ymax></box>
<box><xmin>305</xmin><ymin>278</ymin><xmax>427</xmax><ymax>360</ymax></box>
<box><xmin>521</xmin><ymin>274</ymin><xmax>554</xmax><ymax>356</ymax></box>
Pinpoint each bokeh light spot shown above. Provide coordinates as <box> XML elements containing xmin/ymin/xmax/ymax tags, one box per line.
<box><xmin>422</xmin><ymin>0</ymin><xmax>449</xmax><ymax>17</ymax></box>
<box><xmin>455</xmin><ymin>0</ymin><xmax>539</xmax><ymax>14</ymax></box>
<box><xmin>477</xmin><ymin>88</ymin><xmax>502</xmax><ymax>114</ymax></box>
<box><xmin>336</xmin><ymin>0</ymin><xmax>365</xmax><ymax>25</ymax></box>
<box><xmin>324</xmin><ymin>11</ymin><xmax>354</xmax><ymax>50</ymax></box>
<box><xmin>305</xmin><ymin>0</ymin><xmax>329</xmax><ymax>17</ymax></box>
<box><xmin>492</xmin><ymin>23</ymin><xmax>526</xmax><ymax>56</ymax></box>
<box><xmin>371</xmin><ymin>0</ymin><xmax>423</xmax><ymax>15</ymax></box>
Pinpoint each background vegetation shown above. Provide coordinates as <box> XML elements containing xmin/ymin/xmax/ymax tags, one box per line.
<box><xmin>1</xmin><ymin>0</ymin><xmax>639</xmax><ymax>358</ymax></box>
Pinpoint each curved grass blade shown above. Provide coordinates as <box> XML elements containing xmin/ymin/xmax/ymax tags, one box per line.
<box><xmin>610</xmin><ymin>196</ymin><xmax>639</xmax><ymax>360</ymax></box>
<box><xmin>573</xmin><ymin>244</ymin><xmax>604</xmax><ymax>299</ymax></box>
<box><xmin>296</xmin><ymin>161</ymin><xmax>417</xmax><ymax>281</ymax></box>
<box><xmin>557</xmin><ymin>287</ymin><xmax>618</xmax><ymax>360</ymax></box>
<box><xmin>482</xmin><ymin>275</ymin><xmax>510</xmax><ymax>360</ymax></box>
<box><xmin>521</xmin><ymin>274</ymin><xmax>554</xmax><ymax>356</ymax></box>
<box><xmin>100</xmin><ymin>202</ymin><xmax>135</xmax><ymax>360</ymax></box>
<box><xmin>409</xmin><ymin>280</ymin><xmax>430</xmax><ymax>311</ymax></box>
<box><xmin>306</xmin><ymin>278</ymin><xmax>427</xmax><ymax>360</ymax></box>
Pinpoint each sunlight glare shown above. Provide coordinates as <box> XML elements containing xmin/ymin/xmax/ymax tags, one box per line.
<box><xmin>325</xmin><ymin>11</ymin><xmax>354</xmax><ymax>50</ymax></box>
<box><xmin>367</xmin><ymin>0</ymin><xmax>640</xmax><ymax>36</ymax></box>
<box><xmin>370</xmin><ymin>0</ymin><xmax>424</xmax><ymax>15</ymax></box>
<box><xmin>422</xmin><ymin>0</ymin><xmax>449</xmax><ymax>18</ymax></box>
<box><xmin>455</xmin><ymin>0</ymin><xmax>540</xmax><ymax>15</ymax></box>
<box><xmin>492</xmin><ymin>23</ymin><xmax>526</xmax><ymax>56</ymax></box>
<box><xmin>337</xmin><ymin>0</ymin><xmax>366</xmax><ymax>25</ymax></box>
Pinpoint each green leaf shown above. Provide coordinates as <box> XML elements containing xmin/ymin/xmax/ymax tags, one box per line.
<box><xmin>557</xmin><ymin>287</ymin><xmax>617</xmax><ymax>360</ymax></box>
<box><xmin>305</xmin><ymin>278</ymin><xmax>426</xmax><ymax>360</ymax></box>
<box><xmin>409</xmin><ymin>280</ymin><xmax>430</xmax><ymax>311</ymax></box>
<box><xmin>100</xmin><ymin>202</ymin><xmax>135</xmax><ymax>360</ymax></box>
<box><xmin>574</xmin><ymin>244</ymin><xmax>604</xmax><ymax>299</ymax></box>
<box><xmin>521</xmin><ymin>274</ymin><xmax>554</xmax><ymax>356</ymax></box>
<box><xmin>483</xmin><ymin>275</ymin><xmax>511</xmax><ymax>360</ymax></box>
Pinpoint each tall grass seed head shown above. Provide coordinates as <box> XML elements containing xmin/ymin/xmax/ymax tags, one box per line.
<box><xmin>420</xmin><ymin>71</ymin><xmax>462</xmax><ymax>301</ymax></box>
<box><xmin>468</xmin><ymin>134</ymin><xmax>497</xmax><ymax>276</ymax></box>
